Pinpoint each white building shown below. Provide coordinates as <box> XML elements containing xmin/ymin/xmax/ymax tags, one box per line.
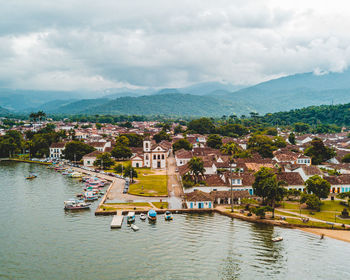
<box><xmin>49</xmin><ymin>142</ymin><xmax>65</xmax><ymax>159</ymax></box>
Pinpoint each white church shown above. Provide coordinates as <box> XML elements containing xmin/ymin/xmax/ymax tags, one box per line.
<box><xmin>131</xmin><ymin>137</ymin><xmax>171</xmax><ymax>169</ymax></box>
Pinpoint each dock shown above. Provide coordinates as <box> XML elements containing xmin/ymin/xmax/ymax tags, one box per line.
<box><xmin>110</xmin><ymin>210</ymin><xmax>124</xmax><ymax>228</ymax></box>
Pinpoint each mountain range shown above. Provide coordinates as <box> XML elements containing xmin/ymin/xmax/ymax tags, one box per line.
<box><xmin>2</xmin><ymin>70</ymin><xmax>350</xmax><ymax>116</ymax></box>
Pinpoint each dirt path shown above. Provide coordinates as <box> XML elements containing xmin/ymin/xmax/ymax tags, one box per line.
<box><xmin>167</xmin><ymin>152</ymin><xmax>183</xmax><ymax>209</ymax></box>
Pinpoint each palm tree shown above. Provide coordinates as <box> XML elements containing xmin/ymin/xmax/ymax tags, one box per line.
<box><xmin>267</xmin><ymin>180</ymin><xmax>287</xmax><ymax>218</ymax></box>
<box><xmin>29</xmin><ymin>112</ymin><xmax>38</xmax><ymax>122</ymax></box>
<box><xmin>188</xmin><ymin>157</ymin><xmax>205</xmax><ymax>184</ymax></box>
<box><xmin>37</xmin><ymin>111</ymin><xmax>46</xmax><ymax>124</ymax></box>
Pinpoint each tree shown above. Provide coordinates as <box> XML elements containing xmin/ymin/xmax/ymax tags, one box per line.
<box><xmin>174</xmin><ymin>125</ymin><xmax>184</xmax><ymax>135</ymax></box>
<box><xmin>118</xmin><ymin>133</ymin><xmax>143</xmax><ymax>147</ymax></box>
<box><xmin>115</xmin><ymin>135</ymin><xmax>130</xmax><ymax>146</ymax></box>
<box><xmin>288</xmin><ymin>132</ymin><xmax>296</xmax><ymax>145</ymax></box>
<box><xmin>153</xmin><ymin>130</ymin><xmax>171</xmax><ymax>143</ymax></box>
<box><xmin>342</xmin><ymin>154</ymin><xmax>350</xmax><ymax>163</ymax></box>
<box><xmin>93</xmin><ymin>152</ymin><xmax>115</xmax><ymax>169</ymax></box>
<box><xmin>63</xmin><ymin>141</ymin><xmax>95</xmax><ymax>161</ymax></box>
<box><xmin>300</xmin><ymin>193</ymin><xmax>321</xmax><ymax>211</ymax></box>
<box><xmin>219</xmin><ymin>123</ymin><xmax>249</xmax><ymax>137</ymax></box>
<box><xmin>247</xmin><ymin>135</ymin><xmax>277</xmax><ymax>158</ymax></box>
<box><xmin>206</xmin><ymin>134</ymin><xmax>222</xmax><ymax>149</ymax></box>
<box><xmin>273</xmin><ymin>136</ymin><xmax>287</xmax><ymax>148</ymax></box>
<box><xmin>304</xmin><ymin>138</ymin><xmax>336</xmax><ymax>165</ymax></box>
<box><xmin>253</xmin><ymin>167</ymin><xmax>286</xmax><ymax>218</ymax></box>
<box><xmin>252</xmin><ymin>206</ymin><xmax>273</xmax><ymax>219</ymax></box>
<box><xmin>265</xmin><ymin>127</ymin><xmax>278</xmax><ymax>136</ymax></box>
<box><xmin>305</xmin><ymin>175</ymin><xmax>330</xmax><ymax>199</ymax></box>
<box><xmin>294</xmin><ymin>122</ymin><xmax>310</xmax><ymax>133</ymax></box>
<box><xmin>111</xmin><ymin>143</ymin><xmax>132</xmax><ymax>159</ymax></box>
<box><xmin>337</xmin><ymin>191</ymin><xmax>350</xmax><ymax>206</ymax></box>
<box><xmin>114</xmin><ymin>163</ymin><xmax>124</xmax><ymax>174</ymax></box>
<box><xmin>187</xmin><ymin>117</ymin><xmax>215</xmax><ymax>134</ymax></box>
<box><xmin>172</xmin><ymin>139</ymin><xmax>192</xmax><ymax>152</ymax></box>
<box><xmin>123</xmin><ymin>164</ymin><xmax>138</xmax><ymax>183</ymax></box>
<box><xmin>220</xmin><ymin>142</ymin><xmax>239</xmax><ymax>155</ymax></box>
<box><xmin>188</xmin><ymin>157</ymin><xmax>205</xmax><ymax>184</ymax></box>
<box><xmin>95</xmin><ymin>123</ymin><xmax>102</xmax><ymax>130</ymax></box>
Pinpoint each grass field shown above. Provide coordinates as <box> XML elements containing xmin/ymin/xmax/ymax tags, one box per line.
<box><xmin>152</xmin><ymin>202</ymin><xmax>169</xmax><ymax>209</ymax></box>
<box><xmin>128</xmin><ymin>168</ymin><xmax>168</xmax><ymax>196</ymax></box>
<box><xmin>279</xmin><ymin>200</ymin><xmax>350</xmax><ymax>225</ymax></box>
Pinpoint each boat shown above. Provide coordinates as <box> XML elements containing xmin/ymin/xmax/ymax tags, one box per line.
<box><xmin>147</xmin><ymin>209</ymin><xmax>157</xmax><ymax>221</ymax></box>
<box><xmin>84</xmin><ymin>191</ymin><xmax>99</xmax><ymax>201</ymax></box>
<box><xmin>272</xmin><ymin>236</ymin><xmax>283</xmax><ymax>242</ymax></box>
<box><xmin>26</xmin><ymin>173</ymin><xmax>37</xmax><ymax>179</ymax></box>
<box><xmin>64</xmin><ymin>199</ymin><xmax>90</xmax><ymax>210</ymax></box>
<box><xmin>164</xmin><ymin>211</ymin><xmax>173</xmax><ymax>221</ymax></box>
<box><xmin>70</xmin><ymin>172</ymin><xmax>83</xmax><ymax>178</ymax></box>
<box><xmin>131</xmin><ymin>224</ymin><xmax>139</xmax><ymax>231</ymax></box>
<box><xmin>127</xmin><ymin>212</ymin><xmax>136</xmax><ymax>223</ymax></box>
<box><xmin>140</xmin><ymin>213</ymin><xmax>147</xmax><ymax>221</ymax></box>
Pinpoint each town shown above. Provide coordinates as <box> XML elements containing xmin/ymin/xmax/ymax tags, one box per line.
<box><xmin>1</xmin><ymin>114</ymin><xmax>350</xmax><ymax>233</ymax></box>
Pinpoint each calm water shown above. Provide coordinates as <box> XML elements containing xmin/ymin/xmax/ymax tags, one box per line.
<box><xmin>0</xmin><ymin>162</ymin><xmax>350</xmax><ymax>280</ymax></box>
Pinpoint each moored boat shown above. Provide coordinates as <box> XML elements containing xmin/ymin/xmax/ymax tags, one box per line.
<box><xmin>64</xmin><ymin>199</ymin><xmax>90</xmax><ymax>210</ymax></box>
<box><xmin>127</xmin><ymin>212</ymin><xmax>136</xmax><ymax>223</ymax></box>
<box><xmin>84</xmin><ymin>191</ymin><xmax>99</xmax><ymax>201</ymax></box>
<box><xmin>164</xmin><ymin>211</ymin><xmax>173</xmax><ymax>221</ymax></box>
<box><xmin>272</xmin><ymin>236</ymin><xmax>283</xmax><ymax>242</ymax></box>
<box><xmin>140</xmin><ymin>213</ymin><xmax>147</xmax><ymax>220</ymax></box>
<box><xmin>147</xmin><ymin>209</ymin><xmax>157</xmax><ymax>221</ymax></box>
<box><xmin>131</xmin><ymin>224</ymin><xmax>139</xmax><ymax>231</ymax></box>
<box><xmin>26</xmin><ymin>173</ymin><xmax>37</xmax><ymax>179</ymax></box>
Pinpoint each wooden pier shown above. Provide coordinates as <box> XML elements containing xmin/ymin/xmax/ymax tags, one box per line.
<box><xmin>110</xmin><ymin>210</ymin><xmax>124</xmax><ymax>228</ymax></box>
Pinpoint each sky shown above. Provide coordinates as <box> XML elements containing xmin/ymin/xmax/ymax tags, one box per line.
<box><xmin>1</xmin><ymin>0</ymin><xmax>350</xmax><ymax>91</ymax></box>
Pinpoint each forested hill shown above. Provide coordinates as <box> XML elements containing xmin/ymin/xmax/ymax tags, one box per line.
<box><xmin>0</xmin><ymin>106</ymin><xmax>10</xmax><ymax>116</ymax></box>
<box><xmin>261</xmin><ymin>103</ymin><xmax>350</xmax><ymax>126</ymax></box>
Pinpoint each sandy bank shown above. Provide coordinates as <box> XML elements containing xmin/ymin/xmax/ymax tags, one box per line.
<box><xmin>299</xmin><ymin>228</ymin><xmax>350</xmax><ymax>243</ymax></box>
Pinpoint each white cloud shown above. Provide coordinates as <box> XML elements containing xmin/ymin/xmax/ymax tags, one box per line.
<box><xmin>1</xmin><ymin>0</ymin><xmax>350</xmax><ymax>91</ymax></box>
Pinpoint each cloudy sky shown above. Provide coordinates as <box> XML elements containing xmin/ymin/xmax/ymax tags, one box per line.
<box><xmin>1</xmin><ymin>0</ymin><xmax>350</xmax><ymax>91</ymax></box>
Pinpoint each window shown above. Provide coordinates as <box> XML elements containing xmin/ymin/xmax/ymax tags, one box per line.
<box><xmin>158</xmin><ymin>154</ymin><xmax>160</xmax><ymax>159</ymax></box>
<box><xmin>146</xmin><ymin>154</ymin><xmax>149</xmax><ymax>160</ymax></box>
<box><xmin>162</xmin><ymin>154</ymin><xmax>164</xmax><ymax>159</ymax></box>
<box><xmin>145</xmin><ymin>142</ymin><xmax>149</xmax><ymax>148</ymax></box>
<box><xmin>153</xmin><ymin>155</ymin><xmax>156</xmax><ymax>160</ymax></box>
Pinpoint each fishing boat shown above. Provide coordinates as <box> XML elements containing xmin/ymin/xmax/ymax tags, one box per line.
<box><xmin>26</xmin><ymin>173</ymin><xmax>37</xmax><ymax>179</ymax></box>
<box><xmin>131</xmin><ymin>224</ymin><xmax>139</xmax><ymax>231</ymax></box>
<box><xmin>64</xmin><ymin>199</ymin><xmax>90</xmax><ymax>210</ymax></box>
<box><xmin>272</xmin><ymin>236</ymin><xmax>283</xmax><ymax>242</ymax></box>
<box><xmin>140</xmin><ymin>213</ymin><xmax>147</xmax><ymax>220</ymax></box>
<box><xmin>147</xmin><ymin>209</ymin><xmax>157</xmax><ymax>221</ymax></box>
<box><xmin>70</xmin><ymin>172</ymin><xmax>83</xmax><ymax>178</ymax></box>
<box><xmin>127</xmin><ymin>212</ymin><xmax>136</xmax><ymax>223</ymax></box>
<box><xmin>84</xmin><ymin>191</ymin><xmax>99</xmax><ymax>201</ymax></box>
<box><xmin>164</xmin><ymin>211</ymin><xmax>173</xmax><ymax>221</ymax></box>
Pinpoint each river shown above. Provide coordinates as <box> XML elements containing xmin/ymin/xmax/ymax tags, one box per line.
<box><xmin>0</xmin><ymin>161</ymin><xmax>349</xmax><ymax>280</ymax></box>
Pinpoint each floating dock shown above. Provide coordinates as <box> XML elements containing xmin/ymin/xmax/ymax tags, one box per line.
<box><xmin>110</xmin><ymin>211</ymin><xmax>124</xmax><ymax>228</ymax></box>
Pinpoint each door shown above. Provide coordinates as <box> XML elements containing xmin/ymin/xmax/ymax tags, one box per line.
<box><xmin>136</xmin><ymin>163</ymin><xmax>139</xmax><ymax>168</ymax></box>
<box><xmin>209</xmin><ymin>202</ymin><xmax>212</xmax><ymax>208</ymax></box>
<box><xmin>199</xmin><ymin>202</ymin><xmax>203</xmax><ymax>209</ymax></box>
<box><xmin>190</xmin><ymin>202</ymin><xmax>193</xmax><ymax>209</ymax></box>
<box><xmin>157</xmin><ymin>161</ymin><xmax>161</xmax><ymax>168</ymax></box>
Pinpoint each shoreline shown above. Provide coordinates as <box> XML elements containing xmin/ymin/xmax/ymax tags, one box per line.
<box><xmin>298</xmin><ymin>227</ymin><xmax>350</xmax><ymax>243</ymax></box>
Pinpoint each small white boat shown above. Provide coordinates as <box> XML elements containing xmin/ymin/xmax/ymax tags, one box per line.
<box><xmin>140</xmin><ymin>213</ymin><xmax>147</xmax><ymax>220</ymax></box>
<box><xmin>131</xmin><ymin>224</ymin><xmax>139</xmax><ymax>231</ymax></box>
<box><xmin>272</xmin><ymin>236</ymin><xmax>283</xmax><ymax>242</ymax></box>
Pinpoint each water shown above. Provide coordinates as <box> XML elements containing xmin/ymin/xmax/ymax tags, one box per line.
<box><xmin>0</xmin><ymin>162</ymin><xmax>350</xmax><ymax>280</ymax></box>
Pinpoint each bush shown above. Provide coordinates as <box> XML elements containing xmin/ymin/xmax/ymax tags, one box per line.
<box><xmin>183</xmin><ymin>180</ymin><xmax>195</xmax><ymax>189</ymax></box>
<box><xmin>300</xmin><ymin>193</ymin><xmax>321</xmax><ymax>211</ymax></box>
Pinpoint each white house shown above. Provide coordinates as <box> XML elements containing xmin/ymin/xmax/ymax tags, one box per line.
<box><xmin>89</xmin><ymin>141</ymin><xmax>111</xmax><ymax>152</ymax></box>
<box><xmin>49</xmin><ymin>142</ymin><xmax>65</xmax><ymax>159</ymax></box>
<box><xmin>83</xmin><ymin>150</ymin><xmax>102</xmax><ymax>167</ymax></box>
<box><xmin>185</xmin><ymin>190</ymin><xmax>213</xmax><ymax>209</ymax></box>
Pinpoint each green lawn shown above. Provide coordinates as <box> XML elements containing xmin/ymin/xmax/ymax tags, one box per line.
<box><xmin>105</xmin><ymin>202</ymin><xmax>151</xmax><ymax>207</ymax></box>
<box><xmin>128</xmin><ymin>169</ymin><xmax>168</xmax><ymax>196</ymax></box>
<box><xmin>274</xmin><ymin>209</ymin><xmax>300</xmax><ymax>218</ymax></box>
<box><xmin>284</xmin><ymin>218</ymin><xmax>344</xmax><ymax>229</ymax></box>
<box><xmin>280</xmin><ymin>200</ymin><xmax>350</xmax><ymax>225</ymax></box>
<box><xmin>280</xmin><ymin>201</ymin><xmax>301</xmax><ymax>210</ymax></box>
<box><xmin>152</xmin><ymin>202</ymin><xmax>169</xmax><ymax>209</ymax></box>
